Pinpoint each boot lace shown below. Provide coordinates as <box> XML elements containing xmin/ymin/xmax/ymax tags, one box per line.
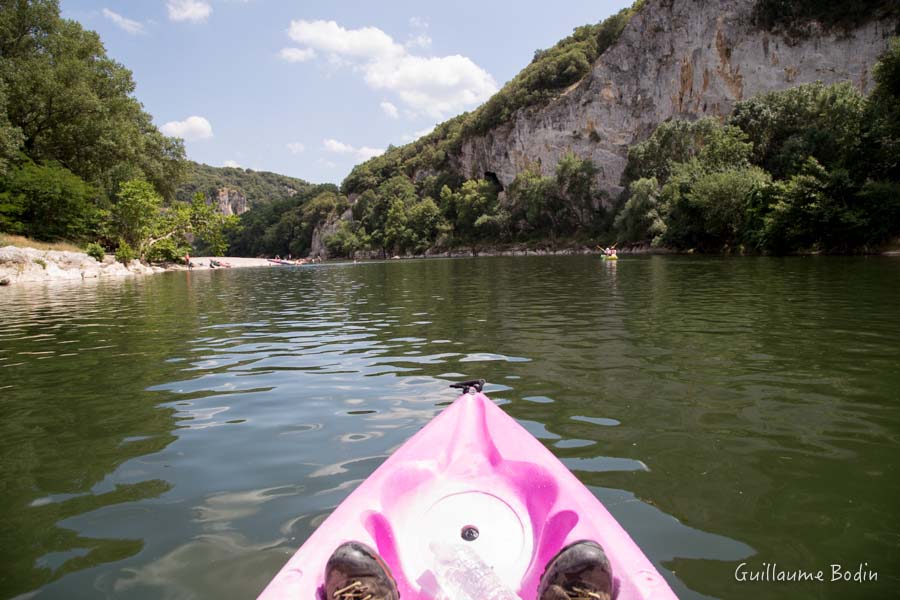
<box><xmin>561</xmin><ymin>586</ymin><xmax>609</xmax><ymax>600</ymax></box>
<box><xmin>332</xmin><ymin>580</ymin><xmax>375</xmax><ymax>600</ymax></box>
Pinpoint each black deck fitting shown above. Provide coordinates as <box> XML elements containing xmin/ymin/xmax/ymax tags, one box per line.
<box><xmin>449</xmin><ymin>379</ymin><xmax>485</xmax><ymax>394</ymax></box>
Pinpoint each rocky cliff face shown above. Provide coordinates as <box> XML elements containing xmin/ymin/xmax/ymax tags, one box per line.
<box><xmin>455</xmin><ymin>0</ymin><xmax>896</xmax><ymax>200</ymax></box>
<box><xmin>214</xmin><ymin>187</ymin><xmax>249</xmax><ymax>216</ymax></box>
<box><xmin>310</xmin><ymin>208</ymin><xmax>353</xmax><ymax>258</ymax></box>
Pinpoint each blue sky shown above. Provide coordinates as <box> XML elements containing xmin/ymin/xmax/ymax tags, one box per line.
<box><xmin>61</xmin><ymin>0</ymin><xmax>632</xmax><ymax>184</ymax></box>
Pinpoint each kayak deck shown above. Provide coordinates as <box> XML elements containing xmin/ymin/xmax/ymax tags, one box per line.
<box><xmin>258</xmin><ymin>390</ymin><xmax>676</xmax><ymax>599</ymax></box>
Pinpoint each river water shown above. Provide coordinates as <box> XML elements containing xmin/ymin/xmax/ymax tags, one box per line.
<box><xmin>1</xmin><ymin>255</ymin><xmax>898</xmax><ymax>600</ymax></box>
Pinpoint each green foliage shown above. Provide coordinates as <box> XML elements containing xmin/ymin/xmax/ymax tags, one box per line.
<box><xmin>729</xmin><ymin>82</ymin><xmax>865</xmax><ymax>179</ymax></box>
<box><xmin>324</xmin><ymin>221</ymin><xmax>362</xmax><ymax>257</ymax></box>
<box><xmin>341</xmin><ymin>1</ymin><xmax>645</xmax><ymax>201</ymax></box>
<box><xmin>0</xmin><ymin>1</ymin><xmax>187</xmax><ymax>201</ymax></box>
<box><xmin>112</xmin><ymin>179</ymin><xmax>162</xmax><ymax>252</ymax></box>
<box><xmin>449</xmin><ymin>179</ymin><xmax>499</xmax><ymax>245</ymax></box>
<box><xmin>507</xmin><ymin>167</ymin><xmax>558</xmax><ymax>236</ymax></box>
<box><xmin>34</xmin><ymin>257</ymin><xmax>46</xmax><ymax>269</ymax></box>
<box><xmin>110</xmin><ymin>179</ymin><xmax>232</xmax><ymax>260</ymax></box>
<box><xmin>463</xmin><ymin>3</ymin><xmax>642</xmax><ymax>136</ymax></box>
<box><xmin>144</xmin><ymin>237</ymin><xmax>187</xmax><ymax>263</ymax></box>
<box><xmin>226</xmin><ymin>182</ymin><xmax>339</xmax><ymax>257</ymax></box>
<box><xmin>0</xmin><ymin>159</ymin><xmax>98</xmax><ymax>241</ymax></box>
<box><xmin>115</xmin><ymin>239</ymin><xmax>135</xmax><ymax>264</ymax></box>
<box><xmin>190</xmin><ymin>193</ymin><xmax>235</xmax><ymax>256</ymax></box>
<box><xmin>615</xmin><ymin>46</ymin><xmax>900</xmax><ymax>255</ymax></box>
<box><xmin>862</xmin><ymin>38</ymin><xmax>900</xmax><ymax>181</ymax></box>
<box><xmin>0</xmin><ymin>0</ymin><xmax>188</xmax><ymax>244</ymax></box>
<box><xmin>856</xmin><ymin>180</ymin><xmax>900</xmax><ymax>242</ymax></box>
<box><xmin>614</xmin><ymin>177</ymin><xmax>664</xmax><ymax>244</ymax></box>
<box><xmin>0</xmin><ymin>83</ymin><xmax>22</xmax><ymax>176</ymax></box>
<box><xmin>555</xmin><ymin>152</ymin><xmax>602</xmax><ymax>230</ymax></box>
<box><xmin>752</xmin><ymin>0</ymin><xmax>898</xmax><ymax>36</ymax></box>
<box><xmin>658</xmin><ymin>164</ymin><xmax>772</xmax><ymax>250</ymax></box>
<box><xmin>405</xmin><ymin>197</ymin><xmax>443</xmax><ymax>252</ymax></box>
<box><xmin>624</xmin><ymin>118</ymin><xmax>753</xmax><ymax>184</ymax></box>
<box><xmin>176</xmin><ymin>162</ymin><xmax>311</xmax><ymax>206</ymax></box>
<box><xmin>84</xmin><ymin>242</ymin><xmax>105</xmax><ymax>262</ymax></box>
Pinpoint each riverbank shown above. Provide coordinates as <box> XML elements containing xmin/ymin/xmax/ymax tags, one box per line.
<box><xmin>0</xmin><ymin>246</ymin><xmax>273</xmax><ymax>286</ymax></box>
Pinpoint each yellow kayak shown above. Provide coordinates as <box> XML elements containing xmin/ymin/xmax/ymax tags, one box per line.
<box><xmin>602</xmin><ymin>255</ymin><xmax>618</xmax><ymax>260</ymax></box>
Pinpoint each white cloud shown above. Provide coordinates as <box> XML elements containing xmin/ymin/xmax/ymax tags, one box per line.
<box><xmin>316</xmin><ymin>158</ymin><xmax>337</xmax><ymax>169</ymax></box>
<box><xmin>323</xmin><ymin>138</ymin><xmax>384</xmax><ymax>160</ymax></box>
<box><xmin>167</xmin><ymin>0</ymin><xmax>211</xmax><ymax>23</ymax></box>
<box><xmin>223</xmin><ymin>160</ymin><xmax>241</xmax><ymax>168</ymax></box>
<box><xmin>102</xmin><ymin>8</ymin><xmax>145</xmax><ymax>34</ymax></box>
<box><xmin>286</xmin><ymin>142</ymin><xmax>305</xmax><ymax>154</ymax></box>
<box><xmin>406</xmin><ymin>18</ymin><xmax>431</xmax><ymax>50</ymax></box>
<box><xmin>356</xmin><ymin>146</ymin><xmax>385</xmax><ymax>160</ymax></box>
<box><xmin>380</xmin><ymin>101</ymin><xmax>399</xmax><ymax>119</ymax></box>
<box><xmin>279</xmin><ymin>47</ymin><xmax>316</xmax><ymax>63</ymax></box>
<box><xmin>288</xmin><ymin>20</ymin><xmax>402</xmax><ymax>60</ymax></box>
<box><xmin>160</xmin><ymin>116</ymin><xmax>213</xmax><ymax>140</ymax></box>
<box><xmin>405</xmin><ymin>34</ymin><xmax>432</xmax><ymax>49</ymax></box>
<box><xmin>282</xmin><ymin>20</ymin><xmax>497</xmax><ymax>118</ymax></box>
<box><xmin>323</xmin><ymin>138</ymin><xmax>354</xmax><ymax>154</ymax></box>
<box><xmin>364</xmin><ymin>54</ymin><xmax>497</xmax><ymax>118</ymax></box>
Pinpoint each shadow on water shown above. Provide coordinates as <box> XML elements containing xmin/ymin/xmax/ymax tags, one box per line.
<box><xmin>1</xmin><ymin>256</ymin><xmax>898</xmax><ymax>600</ymax></box>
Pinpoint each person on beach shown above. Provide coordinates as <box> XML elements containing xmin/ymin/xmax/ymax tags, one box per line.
<box><xmin>184</xmin><ymin>253</ymin><xmax>192</xmax><ymax>269</ymax></box>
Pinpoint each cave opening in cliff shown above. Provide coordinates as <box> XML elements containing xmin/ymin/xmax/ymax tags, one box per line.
<box><xmin>484</xmin><ymin>171</ymin><xmax>503</xmax><ymax>192</ymax></box>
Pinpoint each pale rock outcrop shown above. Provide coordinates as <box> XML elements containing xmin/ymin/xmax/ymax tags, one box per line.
<box><xmin>454</xmin><ymin>0</ymin><xmax>897</xmax><ymax>200</ymax></box>
<box><xmin>310</xmin><ymin>208</ymin><xmax>353</xmax><ymax>258</ymax></box>
<box><xmin>215</xmin><ymin>187</ymin><xmax>249</xmax><ymax>216</ymax></box>
<box><xmin>0</xmin><ymin>246</ymin><xmax>164</xmax><ymax>285</ymax></box>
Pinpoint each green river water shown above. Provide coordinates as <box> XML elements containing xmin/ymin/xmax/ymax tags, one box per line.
<box><xmin>1</xmin><ymin>255</ymin><xmax>898</xmax><ymax>600</ymax></box>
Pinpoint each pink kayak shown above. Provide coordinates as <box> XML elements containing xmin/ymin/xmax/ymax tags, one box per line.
<box><xmin>258</xmin><ymin>382</ymin><xmax>677</xmax><ymax>599</ymax></box>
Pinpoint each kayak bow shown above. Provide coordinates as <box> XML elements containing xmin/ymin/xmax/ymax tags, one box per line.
<box><xmin>258</xmin><ymin>384</ymin><xmax>676</xmax><ymax>599</ymax></box>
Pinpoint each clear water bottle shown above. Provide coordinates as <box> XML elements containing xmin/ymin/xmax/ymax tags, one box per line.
<box><xmin>430</xmin><ymin>542</ymin><xmax>520</xmax><ymax>600</ymax></box>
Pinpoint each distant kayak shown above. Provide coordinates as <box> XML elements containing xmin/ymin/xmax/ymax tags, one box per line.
<box><xmin>267</xmin><ymin>259</ymin><xmax>308</xmax><ymax>266</ymax></box>
<box><xmin>258</xmin><ymin>382</ymin><xmax>675</xmax><ymax>599</ymax></box>
<box><xmin>602</xmin><ymin>254</ymin><xmax>619</xmax><ymax>260</ymax></box>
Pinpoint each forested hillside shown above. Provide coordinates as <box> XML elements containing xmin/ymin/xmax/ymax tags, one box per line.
<box><xmin>176</xmin><ymin>162</ymin><xmax>311</xmax><ymax>206</ymax></box>
<box><xmin>240</xmin><ymin>0</ymin><xmax>899</xmax><ymax>258</ymax></box>
<box><xmin>0</xmin><ymin>1</ymin><xmax>238</xmax><ymax>261</ymax></box>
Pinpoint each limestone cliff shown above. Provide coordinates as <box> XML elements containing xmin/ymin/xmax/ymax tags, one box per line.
<box><xmin>214</xmin><ymin>187</ymin><xmax>249</xmax><ymax>216</ymax></box>
<box><xmin>310</xmin><ymin>208</ymin><xmax>353</xmax><ymax>258</ymax></box>
<box><xmin>453</xmin><ymin>0</ymin><xmax>897</xmax><ymax>199</ymax></box>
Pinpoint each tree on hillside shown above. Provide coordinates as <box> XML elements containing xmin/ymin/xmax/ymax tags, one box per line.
<box><xmin>729</xmin><ymin>82</ymin><xmax>864</xmax><ymax>179</ymax></box>
<box><xmin>112</xmin><ymin>179</ymin><xmax>230</xmax><ymax>260</ymax></box>
<box><xmin>624</xmin><ymin>118</ymin><xmax>752</xmax><ymax>185</ymax></box>
<box><xmin>0</xmin><ymin>0</ymin><xmax>186</xmax><ymax>202</ymax></box>
<box><xmin>614</xmin><ymin>176</ymin><xmax>663</xmax><ymax>244</ymax></box>
<box><xmin>555</xmin><ymin>152</ymin><xmax>600</xmax><ymax>230</ymax></box>
<box><xmin>0</xmin><ymin>159</ymin><xmax>97</xmax><ymax>240</ymax></box>
<box><xmin>507</xmin><ymin>167</ymin><xmax>559</xmax><ymax>238</ymax></box>
<box><xmin>0</xmin><ymin>83</ymin><xmax>22</xmax><ymax>175</ymax></box>
<box><xmin>448</xmin><ymin>179</ymin><xmax>499</xmax><ymax>251</ymax></box>
<box><xmin>861</xmin><ymin>37</ymin><xmax>900</xmax><ymax>181</ymax></box>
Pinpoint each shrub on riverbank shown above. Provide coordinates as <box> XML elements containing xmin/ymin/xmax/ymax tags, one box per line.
<box><xmin>84</xmin><ymin>242</ymin><xmax>105</xmax><ymax>262</ymax></box>
<box><xmin>115</xmin><ymin>241</ymin><xmax>135</xmax><ymax>265</ymax></box>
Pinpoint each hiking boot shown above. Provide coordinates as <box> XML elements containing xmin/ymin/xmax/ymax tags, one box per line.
<box><xmin>324</xmin><ymin>541</ymin><xmax>399</xmax><ymax>600</ymax></box>
<box><xmin>538</xmin><ymin>540</ymin><xmax>614</xmax><ymax>600</ymax></box>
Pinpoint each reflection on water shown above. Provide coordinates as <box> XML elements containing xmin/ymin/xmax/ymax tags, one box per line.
<box><xmin>1</xmin><ymin>256</ymin><xmax>899</xmax><ymax>600</ymax></box>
